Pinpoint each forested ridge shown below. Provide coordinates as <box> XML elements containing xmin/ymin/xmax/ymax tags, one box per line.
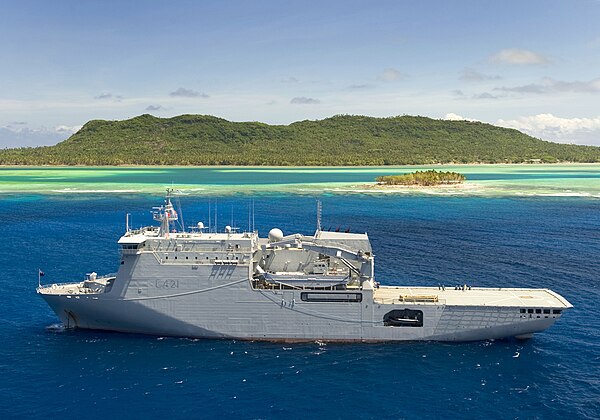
<box><xmin>1</xmin><ymin>114</ymin><xmax>599</xmax><ymax>165</ymax></box>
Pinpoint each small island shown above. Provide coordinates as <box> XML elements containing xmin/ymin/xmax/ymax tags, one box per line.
<box><xmin>375</xmin><ymin>170</ymin><xmax>466</xmax><ymax>186</ymax></box>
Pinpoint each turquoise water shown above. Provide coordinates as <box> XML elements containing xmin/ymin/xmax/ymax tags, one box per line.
<box><xmin>1</xmin><ymin>164</ymin><xmax>600</xmax><ymax>196</ymax></box>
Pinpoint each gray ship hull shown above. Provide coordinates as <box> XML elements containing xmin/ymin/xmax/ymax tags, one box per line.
<box><xmin>41</xmin><ymin>294</ymin><xmax>560</xmax><ymax>342</ymax></box>
<box><xmin>39</xmin><ymin>257</ymin><xmax>568</xmax><ymax>342</ymax></box>
<box><xmin>37</xmin><ymin>195</ymin><xmax>572</xmax><ymax>342</ymax></box>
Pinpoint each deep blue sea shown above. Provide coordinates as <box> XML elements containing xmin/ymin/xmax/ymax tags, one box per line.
<box><xmin>2</xmin><ymin>193</ymin><xmax>600</xmax><ymax>419</ymax></box>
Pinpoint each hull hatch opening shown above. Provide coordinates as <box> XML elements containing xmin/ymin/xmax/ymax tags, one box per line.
<box><xmin>383</xmin><ymin>309</ymin><xmax>423</xmax><ymax>327</ymax></box>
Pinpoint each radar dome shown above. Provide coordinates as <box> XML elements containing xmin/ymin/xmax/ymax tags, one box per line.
<box><xmin>268</xmin><ymin>228</ymin><xmax>284</xmax><ymax>242</ymax></box>
<box><xmin>197</xmin><ymin>222</ymin><xmax>204</xmax><ymax>229</ymax></box>
<box><xmin>225</xmin><ymin>225</ymin><xmax>232</xmax><ymax>233</ymax></box>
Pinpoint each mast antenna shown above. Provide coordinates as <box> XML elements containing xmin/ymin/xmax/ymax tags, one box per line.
<box><xmin>175</xmin><ymin>195</ymin><xmax>185</xmax><ymax>232</ymax></box>
<box><xmin>316</xmin><ymin>199</ymin><xmax>322</xmax><ymax>232</ymax></box>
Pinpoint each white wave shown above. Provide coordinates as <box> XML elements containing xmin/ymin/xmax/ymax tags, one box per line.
<box><xmin>515</xmin><ymin>192</ymin><xmax>597</xmax><ymax>197</ymax></box>
<box><xmin>45</xmin><ymin>323</ymin><xmax>66</xmax><ymax>332</ymax></box>
<box><xmin>50</xmin><ymin>188</ymin><xmax>141</xmax><ymax>193</ymax></box>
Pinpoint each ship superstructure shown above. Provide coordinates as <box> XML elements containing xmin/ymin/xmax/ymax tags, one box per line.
<box><xmin>37</xmin><ymin>191</ymin><xmax>572</xmax><ymax>342</ymax></box>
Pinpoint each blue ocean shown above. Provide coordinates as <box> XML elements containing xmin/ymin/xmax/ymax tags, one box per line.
<box><xmin>1</xmin><ymin>168</ymin><xmax>600</xmax><ymax>418</ymax></box>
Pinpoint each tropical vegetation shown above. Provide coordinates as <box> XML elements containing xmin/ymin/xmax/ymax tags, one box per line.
<box><xmin>376</xmin><ymin>170</ymin><xmax>466</xmax><ymax>186</ymax></box>
<box><xmin>1</xmin><ymin>114</ymin><xmax>599</xmax><ymax>165</ymax></box>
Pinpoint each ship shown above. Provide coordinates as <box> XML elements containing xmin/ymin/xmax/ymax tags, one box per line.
<box><xmin>37</xmin><ymin>190</ymin><xmax>572</xmax><ymax>342</ymax></box>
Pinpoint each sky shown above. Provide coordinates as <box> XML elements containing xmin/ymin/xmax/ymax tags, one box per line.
<box><xmin>1</xmin><ymin>0</ymin><xmax>599</xmax><ymax>147</ymax></box>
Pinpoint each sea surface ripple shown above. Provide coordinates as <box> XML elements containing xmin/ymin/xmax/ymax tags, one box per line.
<box><xmin>1</xmin><ymin>193</ymin><xmax>599</xmax><ymax>418</ymax></box>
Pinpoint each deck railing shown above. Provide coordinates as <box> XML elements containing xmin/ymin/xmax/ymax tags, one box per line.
<box><xmin>37</xmin><ymin>273</ymin><xmax>117</xmax><ymax>290</ymax></box>
<box><xmin>374</xmin><ymin>295</ymin><xmax>444</xmax><ymax>305</ymax></box>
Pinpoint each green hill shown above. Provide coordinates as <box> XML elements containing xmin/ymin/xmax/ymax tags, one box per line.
<box><xmin>1</xmin><ymin>114</ymin><xmax>599</xmax><ymax>165</ymax></box>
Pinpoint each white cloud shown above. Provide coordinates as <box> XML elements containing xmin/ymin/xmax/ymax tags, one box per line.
<box><xmin>347</xmin><ymin>84</ymin><xmax>375</xmax><ymax>90</ymax></box>
<box><xmin>444</xmin><ymin>113</ymin><xmax>479</xmax><ymax>122</ymax></box>
<box><xmin>54</xmin><ymin>125</ymin><xmax>82</xmax><ymax>134</ymax></box>
<box><xmin>281</xmin><ymin>77</ymin><xmax>299</xmax><ymax>84</ymax></box>
<box><xmin>444</xmin><ymin>113</ymin><xmax>600</xmax><ymax>145</ymax></box>
<box><xmin>460</xmin><ymin>68</ymin><xmax>501</xmax><ymax>81</ymax></box>
<box><xmin>472</xmin><ymin>92</ymin><xmax>498</xmax><ymax>100</ymax></box>
<box><xmin>495</xmin><ymin>83</ymin><xmax>548</xmax><ymax>94</ymax></box>
<box><xmin>169</xmin><ymin>87</ymin><xmax>209</xmax><ymax>98</ymax></box>
<box><xmin>0</xmin><ymin>125</ymin><xmax>79</xmax><ymax>148</ymax></box>
<box><xmin>94</xmin><ymin>93</ymin><xmax>123</xmax><ymax>101</ymax></box>
<box><xmin>490</xmin><ymin>48</ymin><xmax>548</xmax><ymax>65</ymax></box>
<box><xmin>550</xmin><ymin>77</ymin><xmax>600</xmax><ymax>93</ymax></box>
<box><xmin>496</xmin><ymin>114</ymin><xmax>600</xmax><ymax>145</ymax></box>
<box><xmin>453</xmin><ymin>89</ymin><xmax>500</xmax><ymax>100</ymax></box>
<box><xmin>495</xmin><ymin>77</ymin><xmax>600</xmax><ymax>94</ymax></box>
<box><xmin>378</xmin><ymin>68</ymin><xmax>405</xmax><ymax>82</ymax></box>
<box><xmin>290</xmin><ymin>96</ymin><xmax>320</xmax><ymax>104</ymax></box>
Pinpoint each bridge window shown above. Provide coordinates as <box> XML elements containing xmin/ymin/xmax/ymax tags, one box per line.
<box><xmin>300</xmin><ymin>292</ymin><xmax>362</xmax><ymax>303</ymax></box>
